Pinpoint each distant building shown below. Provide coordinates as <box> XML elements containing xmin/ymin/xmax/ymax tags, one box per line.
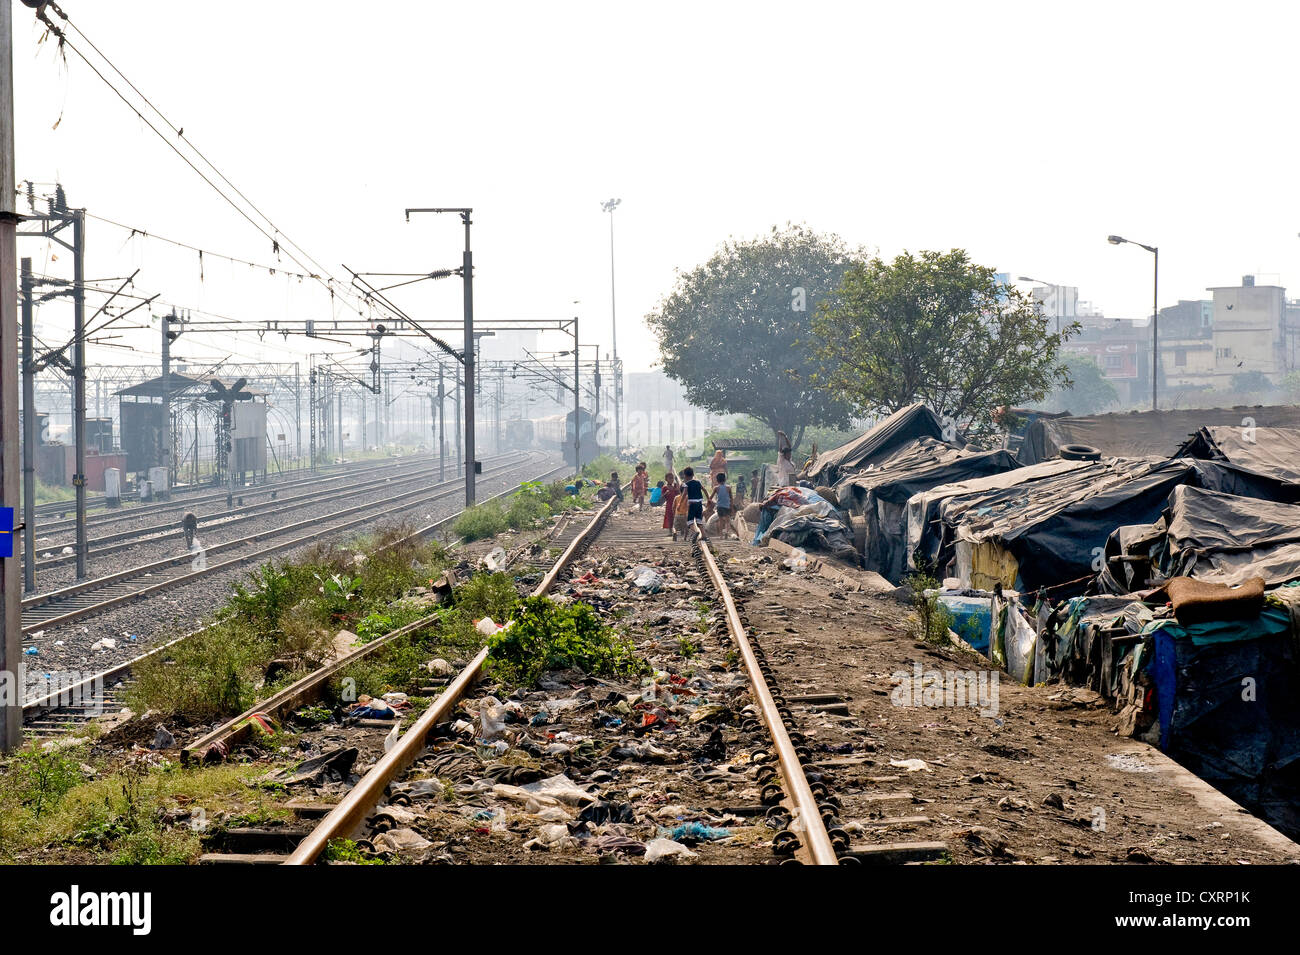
<box><xmin>1158</xmin><ymin>276</ymin><xmax>1300</xmax><ymax>394</ymax></box>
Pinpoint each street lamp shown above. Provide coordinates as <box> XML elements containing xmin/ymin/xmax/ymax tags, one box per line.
<box><xmin>1107</xmin><ymin>235</ymin><xmax>1159</xmax><ymax>411</ymax></box>
<box><xmin>600</xmin><ymin>198</ymin><xmax>621</xmax><ymax>448</ymax></box>
<box><xmin>1017</xmin><ymin>275</ymin><xmax>1068</xmax><ymax>336</ymax></box>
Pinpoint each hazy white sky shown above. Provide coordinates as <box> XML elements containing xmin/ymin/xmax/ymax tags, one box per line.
<box><xmin>13</xmin><ymin>0</ymin><xmax>1300</xmax><ymax>375</ymax></box>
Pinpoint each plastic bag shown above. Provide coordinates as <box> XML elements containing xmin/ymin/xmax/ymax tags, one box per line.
<box><xmin>478</xmin><ymin>696</ymin><xmax>509</xmax><ymax>740</ymax></box>
<box><xmin>644</xmin><ymin>838</ymin><xmax>698</xmax><ymax>864</ymax></box>
<box><xmin>481</xmin><ymin>546</ymin><xmax>507</xmax><ymax>572</ymax></box>
<box><xmin>782</xmin><ymin>548</ymin><xmax>809</xmax><ymax>572</ymax></box>
<box><xmin>626</xmin><ymin>566</ymin><xmax>664</xmax><ymax>593</ymax></box>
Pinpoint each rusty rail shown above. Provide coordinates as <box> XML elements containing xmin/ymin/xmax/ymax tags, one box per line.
<box><xmin>693</xmin><ymin>529</ymin><xmax>840</xmax><ymax>865</ymax></box>
<box><xmin>283</xmin><ymin>492</ymin><xmax>620</xmax><ymax>865</ymax></box>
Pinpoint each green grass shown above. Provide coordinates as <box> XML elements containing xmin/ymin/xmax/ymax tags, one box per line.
<box><xmin>0</xmin><ymin>751</ymin><xmax>278</xmax><ymax>864</ymax></box>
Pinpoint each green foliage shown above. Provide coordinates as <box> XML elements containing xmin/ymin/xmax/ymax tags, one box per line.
<box><xmin>334</xmin><ymin>634</ymin><xmax>434</xmax><ymax>700</ymax></box>
<box><xmin>812</xmin><ymin>249</ymin><xmax>1076</xmax><ymax>432</ymax></box>
<box><xmin>1232</xmin><ymin>369</ymin><xmax>1275</xmax><ymax>395</ymax></box>
<box><xmin>1043</xmin><ymin>354</ymin><xmax>1119</xmax><ymax>415</ymax></box>
<box><xmin>646</xmin><ymin>223</ymin><xmax>859</xmax><ymax>447</ymax></box>
<box><xmin>326</xmin><ymin>838</ymin><xmax>385</xmax><ymax>865</ymax></box>
<box><xmin>580</xmin><ymin>453</ymin><xmax>625</xmax><ymax>482</ymax></box>
<box><xmin>904</xmin><ymin>572</ymin><xmax>954</xmax><ymax>645</ymax></box>
<box><xmin>486</xmin><ymin>596</ymin><xmax>648</xmax><ymax>686</ymax></box>
<box><xmin>7</xmin><ymin>745</ymin><xmax>83</xmax><ymax>820</ymax></box>
<box><xmin>355</xmin><ymin>600</ymin><xmax>427</xmax><ymax>643</ymax></box>
<box><xmin>129</xmin><ymin>619</ymin><xmax>274</xmax><ymax>720</ymax></box>
<box><xmin>505</xmin><ymin>485</ymin><xmax>551</xmax><ymax>530</ymax></box>
<box><xmin>455</xmin><ymin>572</ymin><xmax>520</xmax><ymax>622</ymax></box>
<box><xmin>226</xmin><ymin>562</ymin><xmax>319</xmax><ymax>632</ymax></box>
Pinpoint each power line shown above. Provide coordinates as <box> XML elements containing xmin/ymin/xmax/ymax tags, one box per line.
<box><xmin>30</xmin><ymin>4</ymin><xmax>403</xmax><ymax>330</ymax></box>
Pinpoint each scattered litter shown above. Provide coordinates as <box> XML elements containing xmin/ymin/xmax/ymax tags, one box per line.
<box><xmin>644</xmin><ymin>838</ymin><xmax>698</xmax><ymax>864</ymax></box>
<box><xmin>889</xmin><ymin>758</ymin><xmax>931</xmax><ymax>773</ymax></box>
<box><xmin>481</xmin><ymin>547</ymin><xmax>507</xmax><ymax>572</ymax></box>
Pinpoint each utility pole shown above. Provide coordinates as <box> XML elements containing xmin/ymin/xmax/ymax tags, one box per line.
<box><xmin>437</xmin><ymin>367</ymin><xmax>446</xmax><ymax>482</ymax></box>
<box><xmin>72</xmin><ymin>209</ymin><xmax>87</xmax><ymax>578</ymax></box>
<box><xmin>574</xmin><ymin>315</ymin><xmax>581</xmax><ymax>470</ymax></box>
<box><xmin>20</xmin><ymin>259</ymin><xmax>34</xmax><ymax>593</ymax></box>
<box><xmin>602</xmin><ymin>198</ymin><xmax>622</xmax><ymax>450</ymax></box>
<box><xmin>161</xmin><ymin>311</ymin><xmax>174</xmax><ymax>489</ymax></box>
<box><xmin>2</xmin><ymin>0</ymin><xmax>22</xmax><ymax>751</ymax></box>
<box><xmin>405</xmin><ymin>207</ymin><xmax>475</xmax><ymax>505</ymax></box>
<box><xmin>294</xmin><ymin>362</ymin><xmax>301</xmax><ymax>466</ymax></box>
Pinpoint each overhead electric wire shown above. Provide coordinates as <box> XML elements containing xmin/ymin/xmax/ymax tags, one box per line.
<box><xmin>32</xmin><ymin>4</ymin><xmax>405</xmax><ymax>330</ymax></box>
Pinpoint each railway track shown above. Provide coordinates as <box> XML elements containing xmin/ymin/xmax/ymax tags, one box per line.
<box><xmin>177</xmin><ymin>494</ymin><xmax>847</xmax><ymax>866</ymax></box>
<box><xmin>31</xmin><ymin>452</ymin><xmax>518</xmax><ymax>570</ymax></box>
<box><xmin>20</xmin><ymin>452</ymin><xmax>536</xmax><ymax>636</ymax></box>
<box><xmin>20</xmin><ymin>463</ymin><xmax>571</xmax><ymax>736</ymax></box>
<box><xmin>32</xmin><ymin>452</ymin><xmax>448</xmax><ymax>540</ymax></box>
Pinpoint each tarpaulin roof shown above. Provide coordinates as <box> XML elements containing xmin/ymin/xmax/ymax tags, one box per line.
<box><xmin>1175</xmin><ymin>426</ymin><xmax>1300</xmax><ymax>483</ymax></box>
<box><xmin>1018</xmin><ymin>406</ymin><xmax>1300</xmax><ymax>465</ymax></box>
<box><xmin>802</xmin><ymin>404</ymin><xmax>952</xmax><ymax>486</ymax></box>
<box><xmin>918</xmin><ymin>456</ymin><xmax>1300</xmax><ymax>591</ymax></box>
<box><xmin>1153</xmin><ymin>485</ymin><xmax>1300</xmax><ymax>587</ymax></box>
<box><xmin>832</xmin><ymin>438</ymin><xmax>1021</xmax><ymax>581</ymax></box>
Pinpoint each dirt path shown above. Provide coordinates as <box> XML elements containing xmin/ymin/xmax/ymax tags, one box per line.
<box><xmin>701</xmin><ymin>518</ymin><xmax>1299</xmax><ymax>864</ymax></box>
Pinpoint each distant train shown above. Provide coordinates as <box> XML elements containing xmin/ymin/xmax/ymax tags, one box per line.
<box><xmin>506</xmin><ymin>407</ymin><xmax>604</xmax><ymax>468</ymax></box>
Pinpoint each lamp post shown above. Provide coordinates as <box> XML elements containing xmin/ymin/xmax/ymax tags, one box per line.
<box><xmin>1017</xmin><ymin>275</ymin><xmax>1069</xmax><ymax>336</ymax></box>
<box><xmin>1107</xmin><ymin>235</ymin><xmax>1159</xmax><ymax>411</ymax></box>
<box><xmin>601</xmin><ymin>198</ymin><xmax>621</xmax><ymax>449</ymax></box>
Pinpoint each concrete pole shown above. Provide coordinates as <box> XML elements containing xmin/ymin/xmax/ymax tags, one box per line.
<box><xmin>1</xmin><ymin>0</ymin><xmax>23</xmax><ymax>750</ymax></box>
<box><xmin>20</xmin><ymin>259</ymin><xmax>34</xmax><ymax>593</ymax></box>
<box><xmin>72</xmin><ymin>210</ymin><xmax>87</xmax><ymax>579</ymax></box>
<box><xmin>462</xmin><ymin>214</ymin><xmax>476</xmax><ymax>505</ymax></box>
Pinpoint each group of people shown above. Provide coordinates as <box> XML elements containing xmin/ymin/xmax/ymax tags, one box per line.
<box><xmin>596</xmin><ymin>435</ymin><xmax>800</xmax><ymax>543</ymax></box>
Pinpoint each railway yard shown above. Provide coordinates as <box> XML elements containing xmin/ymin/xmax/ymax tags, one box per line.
<box><xmin>4</xmin><ymin>470</ymin><xmax>1294</xmax><ymax>871</ymax></box>
<box><xmin>5</xmin><ymin>2</ymin><xmax>1300</xmax><ymax>940</ymax></box>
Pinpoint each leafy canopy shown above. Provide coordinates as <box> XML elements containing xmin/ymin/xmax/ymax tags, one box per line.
<box><xmin>1045</xmin><ymin>354</ymin><xmax>1119</xmax><ymax>414</ymax></box>
<box><xmin>811</xmin><ymin>249</ymin><xmax>1076</xmax><ymax>431</ymax></box>
<box><xmin>645</xmin><ymin>224</ymin><xmax>858</xmax><ymax>447</ymax></box>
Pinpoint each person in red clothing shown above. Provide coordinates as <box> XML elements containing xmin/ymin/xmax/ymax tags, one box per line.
<box><xmin>661</xmin><ymin>471</ymin><xmax>680</xmax><ymax>534</ymax></box>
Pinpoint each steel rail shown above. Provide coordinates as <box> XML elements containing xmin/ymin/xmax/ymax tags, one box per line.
<box><xmin>33</xmin><ymin>454</ymin><xmax>506</xmax><ymax>568</ymax></box>
<box><xmin>284</xmin><ymin>491</ymin><xmax>620</xmax><ymax>865</ymax></box>
<box><xmin>33</xmin><ymin>451</ymin><xmax>444</xmax><ymax>529</ymax></box>
<box><xmin>33</xmin><ymin>452</ymin><xmax>454</xmax><ymax>549</ymax></box>
<box><xmin>21</xmin><ymin>453</ymin><xmax>531</xmax><ymax>630</ymax></box>
<box><xmin>693</xmin><ymin>529</ymin><xmax>840</xmax><ymax>865</ymax></box>
<box><xmin>21</xmin><ymin>465</ymin><xmax>572</xmax><ymax>726</ymax></box>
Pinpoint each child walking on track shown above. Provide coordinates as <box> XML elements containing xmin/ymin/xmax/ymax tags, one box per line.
<box><xmin>631</xmin><ymin>462</ymin><xmax>649</xmax><ymax>510</ymax></box>
<box><xmin>713</xmin><ymin>471</ymin><xmax>736</xmax><ymax>539</ymax></box>
<box><xmin>662</xmin><ymin>472</ymin><xmax>680</xmax><ymax>536</ymax></box>
<box><xmin>681</xmin><ymin>466</ymin><xmax>707</xmax><ymax>536</ymax></box>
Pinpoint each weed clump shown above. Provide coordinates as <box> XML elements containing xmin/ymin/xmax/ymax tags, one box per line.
<box><xmin>486</xmin><ymin>595</ymin><xmax>647</xmax><ymax>686</ymax></box>
<box><xmin>904</xmin><ymin>572</ymin><xmax>954</xmax><ymax>645</ymax></box>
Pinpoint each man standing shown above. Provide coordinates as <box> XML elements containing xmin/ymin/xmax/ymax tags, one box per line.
<box><xmin>663</xmin><ymin>444</ymin><xmax>674</xmax><ymax>476</ymax></box>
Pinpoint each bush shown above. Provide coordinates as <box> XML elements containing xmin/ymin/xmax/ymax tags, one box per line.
<box><xmin>128</xmin><ymin>620</ymin><xmax>275</xmax><ymax>720</ymax></box>
<box><xmin>454</xmin><ymin>572</ymin><xmax>520</xmax><ymax>623</ymax></box>
<box><xmin>486</xmin><ymin>596</ymin><xmax>647</xmax><ymax>686</ymax></box>
<box><xmin>904</xmin><ymin>572</ymin><xmax>953</xmax><ymax>645</ymax></box>
<box><xmin>453</xmin><ymin>500</ymin><xmax>509</xmax><ymax>541</ymax></box>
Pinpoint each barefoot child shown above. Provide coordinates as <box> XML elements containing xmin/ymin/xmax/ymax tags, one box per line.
<box><xmin>631</xmin><ymin>462</ymin><xmax>649</xmax><ymax>510</ymax></box>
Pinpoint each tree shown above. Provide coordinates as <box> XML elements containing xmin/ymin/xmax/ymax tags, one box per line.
<box><xmin>645</xmin><ymin>224</ymin><xmax>858</xmax><ymax>449</ymax></box>
<box><xmin>1045</xmin><ymin>354</ymin><xmax>1119</xmax><ymax>414</ymax></box>
<box><xmin>810</xmin><ymin>249</ymin><xmax>1075</xmax><ymax>432</ymax></box>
